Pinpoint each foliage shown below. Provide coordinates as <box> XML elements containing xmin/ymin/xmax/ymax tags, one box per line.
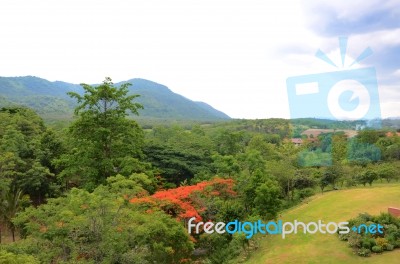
<box><xmin>339</xmin><ymin>213</ymin><xmax>400</xmax><ymax>257</ymax></box>
<box><xmin>3</xmin><ymin>89</ymin><xmax>400</xmax><ymax>263</ymax></box>
<box><xmin>375</xmin><ymin>162</ymin><xmax>398</xmax><ymax>182</ymax></box>
<box><xmin>0</xmin><ymin>107</ymin><xmax>57</xmax><ymax>238</ymax></box>
<box><xmin>130</xmin><ymin>178</ymin><xmax>236</xmax><ymax>221</ymax></box>
<box><xmin>298</xmin><ymin>149</ymin><xmax>332</xmax><ymax>167</ymax></box>
<box><xmin>315</xmin><ymin>165</ymin><xmax>342</xmax><ymax>192</ymax></box>
<box><xmin>10</xmin><ymin>186</ymin><xmax>193</xmax><ymax>263</ymax></box>
<box><xmin>0</xmin><ymin>76</ymin><xmax>230</xmax><ymax>121</ymax></box>
<box><xmin>371</xmin><ymin>245</ymin><xmax>383</xmax><ymax>253</ymax></box>
<box><xmin>357</xmin><ymin>247</ymin><xmax>371</xmax><ymax>257</ymax></box>
<box><xmin>59</xmin><ymin>78</ymin><xmax>144</xmax><ymax>188</ymax></box>
<box><xmin>253</xmin><ymin>180</ymin><xmax>281</xmax><ymax>219</ymax></box>
<box><xmin>143</xmin><ymin>125</ymin><xmax>214</xmax><ymax>184</ymax></box>
<box><xmin>347</xmin><ymin>138</ymin><xmax>381</xmax><ymax>165</ymax></box>
<box><xmin>0</xmin><ymin>250</ymin><xmax>40</xmax><ymax>264</ymax></box>
<box><xmin>356</xmin><ymin>167</ymin><xmax>378</xmax><ymax>186</ymax></box>
<box><xmin>143</xmin><ymin>143</ymin><xmax>211</xmax><ymax>185</ymax></box>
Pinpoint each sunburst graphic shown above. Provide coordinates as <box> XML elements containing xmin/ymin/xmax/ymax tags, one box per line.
<box><xmin>315</xmin><ymin>36</ymin><xmax>373</xmax><ymax>68</ymax></box>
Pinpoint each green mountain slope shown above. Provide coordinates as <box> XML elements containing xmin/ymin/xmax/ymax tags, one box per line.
<box><xmin>0</xmin><ymin>76</ymin><xmax>230</xmax><ymax>120</ymax></box>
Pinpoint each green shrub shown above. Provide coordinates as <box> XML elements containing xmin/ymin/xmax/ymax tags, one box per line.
<box><xmin>0</xmin><ymin>250</ymin><xmax>40</xmax><ymax>264</ymax></box>
<box><xmin>357</xmin><ymin>248</ymin><xmax>371</xmax><ymax>257</ymax></box>
<box><xmin>361</xmin><ymin>237</ymin><xmax>376</xmax><ymax>249</ymax></box>
<box><xmin>387</xmin><ymin>231</ymin><xmax>400</xmax><ymax>248</ymax></box>
<box><xmin>385</xmin><ymin>244</ymin><xmax>394</xmax><ymax>251</ymax></box>
<box><xmin>340</xmin><ymin>213</ymin><xmax>400</xmax><ymax>257</ymax></box>
<box><xmin>297</xmin><ymin>188</ymin><xmax>315</xmax><ymax>199</ymax></box>
<box><xmin>384</xmin><ymin>224</ymin><xmax>398</xmax><ymax>234</ymax></box>
<box><xmin>371</xmin><ymin>245</ymin><xmax>383</xmax><ymax>253</ymax></box>
<box><xmin>347</xmin><ymin>233</ymin><xmax>362</xmax><ymax>248</ymax></box>
<box><xmin>394</xmin><ymin>240</ymin><xmax>400</xmax><ymax>248</ymax></box>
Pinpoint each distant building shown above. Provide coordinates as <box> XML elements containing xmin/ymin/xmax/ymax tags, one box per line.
<box><xmin>291</xmin><ymin>138</ymin><xmax>303</xmax><ymax>146</ymax></box>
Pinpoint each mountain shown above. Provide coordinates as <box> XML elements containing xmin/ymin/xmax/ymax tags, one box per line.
<box><xmin>0</xmin><ymin>76</ymin><xmax>230</xmax><ymax>120</ymax></box>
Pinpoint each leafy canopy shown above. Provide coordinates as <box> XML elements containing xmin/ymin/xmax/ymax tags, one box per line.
<box><xmin>60</xmin><ymin>78</ymin><xmax>145</xmax><ymax>188</ymax></box>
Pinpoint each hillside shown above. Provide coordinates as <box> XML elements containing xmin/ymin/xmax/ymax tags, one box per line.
<box><xmin>0</xmin><ymin>76</ymin><xmax>230</xmax><ymax>120</ymax></box>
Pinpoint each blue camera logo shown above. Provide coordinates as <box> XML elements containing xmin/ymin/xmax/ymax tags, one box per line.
<box><xmin>286</xmin><ymin>37</ymin><xmax>381</xmax><ymax>122</ymax></box>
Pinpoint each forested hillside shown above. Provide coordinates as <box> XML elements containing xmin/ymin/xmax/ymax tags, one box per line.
<box><xmin>0</xmin><ymin>76</ymin><xmax>230</xmax><ymax>120</ymax></box>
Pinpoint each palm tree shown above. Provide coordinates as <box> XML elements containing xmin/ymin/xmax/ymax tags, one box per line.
<box><xmin>0</xmin><ymin>187</ymin><xmax>24</xmax><ymax>242</ymax></box>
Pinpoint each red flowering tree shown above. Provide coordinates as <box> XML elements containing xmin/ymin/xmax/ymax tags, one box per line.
<box><xmin>130</xmin><ymin>178</ymin><xmax>235</xmax><ymax>222</ymax></box>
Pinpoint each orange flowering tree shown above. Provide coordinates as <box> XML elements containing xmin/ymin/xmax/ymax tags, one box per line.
<box><xmin>130</xmin><ymin>178</ymin><xmax>236</xmax><ymax>222</ymax></box>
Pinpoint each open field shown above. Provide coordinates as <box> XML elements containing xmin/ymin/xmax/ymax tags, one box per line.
<box><xmin>245</xmin><ymin>183</ymin><xmax>400</xmax><ymax>264</ymax></box>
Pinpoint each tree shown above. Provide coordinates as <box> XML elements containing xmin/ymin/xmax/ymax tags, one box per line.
<box><xmin>0</xmin><ymin>108</ymin><xmax>57</xmax><ymax>238</ymax></box>
<box><xmin>357</xmin><ymin>168</ymin><xmax>378</xmax><ymax>186</ymax></box>
<box><xmin>238</xmin><ymin>149</ymin><xmax>266</xmax><ymax>175</ymax></box>
<box><xmin>357</xmin><ymin>130</ymin><xmax>383</xmax><ymax>145</ymax></box>
<box><xmin>130</xmin><ymin>178</ymin><xmax>236</xmax><ymax>222</ymax></box>
<box><xmin>293</xmin><ymin>170</ymin><xmax>317</xmax><ymax>190</ymax></box>
<box><xmin>247</xmin><ymin>134</ymin><xmax>278</xmax><ymax>159</ymax></box>
<box><xmin>332</xmin><ymin>133</ymin><xmax>347</xmax><ymax>164</ymax></box>
<box><xmin>267</xmin><ymin>160</ymin><xmax>296</xmax><ymax>200</ymax></box>
<box><xmin>212</xmin><ymin>153</ymin><xmax>240</xmax><ymax>177</ymax></box>
<box><xmin>318</xmin><ymin>172</ymin><xmax>329</xmax><ymax>193</ymax></box>
<box><xmin>347</xmin><ymin>138</ymin><xmax>381</xmax><ymax>166</ymax></box>
<box><xmin>0</xmin><ymin>188</ymin><xmax>29</xmax><ymax>242</ymax></box>
<box><xmin>12</xmin><ymin>187</ymin><xmax>194</xmax><ymax>263</ymax></box>
<box><xmin>213</xmin><ymin>129</ymin><xmax>245</xmax><ymax>155</ymax></box>
<box><xmin>253</xmin><ymin>180</ymin><xmax>281</xmax><ymax>219</ymax></box>
<box><xmin>60</xmin><ymin>78</ymin><xmax>144</xmax><ymax>188</ymax></box>
<box><xmin>376</xmin><ymin>163</ymin><xmax>397</xmax><ymax>183</ymax></box>
<box><xmin>323</xmin><ymin>165</ymin><xmax>342</xmax><ymax>188</ymax></box>
<box><xmin>143</xmin><ymin>143</ymin><xmax>211</xmax><ymax>185</ymax></box>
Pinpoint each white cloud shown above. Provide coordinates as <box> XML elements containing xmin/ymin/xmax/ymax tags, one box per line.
<box><xmin>0</xmin><ymin>0</ymin><xmax>398</xmax><ymax>119</ymax></box>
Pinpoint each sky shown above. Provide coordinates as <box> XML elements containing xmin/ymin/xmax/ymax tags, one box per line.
<box><xmin>0</xmin><ymin>0</ymin><xmax>399</xmax><ymax>119</ymax></box>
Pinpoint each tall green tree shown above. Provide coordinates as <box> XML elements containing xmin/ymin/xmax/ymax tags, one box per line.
<box><xmin>0</xmin><ymin>107</ymin><xmax>55</xmax><ymax>239</ymax></box>
<box><xmin>60</xmin><ymin>78</ymin><xmax>144</xmax><ymax>189</ymax></box>
<box><xmin>332</xmin><ymin>133</ymin><xmax>347</xmax><ymax>164</ymax></box>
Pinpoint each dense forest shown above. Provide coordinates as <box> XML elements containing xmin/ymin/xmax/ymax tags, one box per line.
<box><xmin>1</xmin><ymin>78</ymin><xmax>400</xmax><ymax>263</ymax></box>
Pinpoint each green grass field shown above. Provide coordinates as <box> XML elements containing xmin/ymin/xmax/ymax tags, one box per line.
<box><xmin>244</xmin><ymin>183</ymin><xmax>400</xmax><ymax>264</ymax></box>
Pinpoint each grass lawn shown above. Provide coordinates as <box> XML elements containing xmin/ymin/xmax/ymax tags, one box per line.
<box><xmin>244</xmin><ymin>183</ymin><xmax>400</xmax><ymax>264</ymax></box>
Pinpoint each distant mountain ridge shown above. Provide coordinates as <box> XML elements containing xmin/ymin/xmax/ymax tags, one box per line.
<box><xmin>0</xmin><ymin>76</ymin><xmax>230</xmax><ymax>120</ymax></box>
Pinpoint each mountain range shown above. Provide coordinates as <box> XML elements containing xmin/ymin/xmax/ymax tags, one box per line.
<box><xmin>0</xmin><ymin>76</ymin><xmax>230</xmax><ymax>120</ymax></box>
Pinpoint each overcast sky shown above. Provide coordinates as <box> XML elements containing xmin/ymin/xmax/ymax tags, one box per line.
<box><xmin>0</xmin><ymin>0</ymin><xmax>399</xmax><ymax>119</ymax></box>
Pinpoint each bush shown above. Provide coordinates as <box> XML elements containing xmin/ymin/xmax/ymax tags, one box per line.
<box><xmin>385</xmin><ymin>244</ymin><xmax>394</xmax><ymax>251</ymax></box>
<box><xmin>384</xmin><ymin>224</ymin><xmax>398</xmax><ymax>234</ymax></box>
<box><xmin>375</xmin><ymin>237</ymin><xmax>388</xmax><ymax>248</ymax></box>
<box><xmin>347</xmin><ymin>233</ymin><xmax>362</xmax><ymax>248</ymax></box>
<box><xmin>340</xmin><ymin>213</ymin><xmax>400</xmax><ymax>257</ymax></box>
<box><xmin>357</xmin><ymin>248</ymin><xmax>371</xmax><ymax>257</ymax></box>
<box><xmin>297</xmin><ymin>188</ymin><xmax>315</xmax><ymax>199</ymax></box>
<box><xmin>371</xmin><ymin>245</ymin><xmax>383</xmax><ymax>253</ymax></box>
<box><xmin>0</xmin><ymin>250</ymin><xmax>40</xmax><ymax>264</ymax></box>
<box><xmin>361</xmin><ymin>237</ymin><xmax>376</xmax><ymax>249</ymax></box>
<box><xmin>394</xmin><ymin>240</ymin><xmax>400</xmax><ymax>248</ymax></box>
